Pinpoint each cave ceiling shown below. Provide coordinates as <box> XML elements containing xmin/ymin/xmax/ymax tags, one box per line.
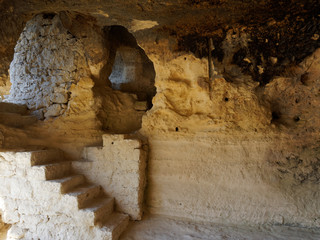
<box><xmin>1</xmin><ymin>0</ymin><xmax>320</xmax><ymax>85</ymax></box>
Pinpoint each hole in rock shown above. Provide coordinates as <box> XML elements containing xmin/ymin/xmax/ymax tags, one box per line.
<box><xmin>43</xmin><ymin>13</ymin><xmax>55</xmax><ymax>19</ymax></box>
<box><xmin>106</xmin><ymin>25</ymin><xmax>156</xmax><ymax>109</ymax></box>
<box><xmin>271</xmin><ymin>111</ymin><xmax>281</xmax><ymax>122</ymax></box>
<box><xmin>300</xmin><ymin>73</ymin><xmax>309</xmax><ymax>85</ymax></box>
<box><xmin>175</xmin><ymin>127</ymin><xmax>179</xmax><ymax>132</ymax></box>
<box><xmin>294</xmin><ymin>116</ymin><xmax>300</xmax><ymax>122</ymax></box>
<box><xmin>96</xmin><ymin>25</ymin><xmax>157</xmax><ymax>133</ymax></box>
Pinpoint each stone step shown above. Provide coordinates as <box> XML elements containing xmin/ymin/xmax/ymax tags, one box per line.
<box><xmin>64</xmin><ymin>184</ymin><xmax>103</xmax><ymax>209</ymax></box>
<box><xmin>30</xmin><ymin>149</ymin><xmax>64</xmax><ymax>166</ymax></box>
<box><xmin>0</xmin><ymin>149</ymin><xmax>63</xmax><ymax>168</ymax></box>
<box><xmin>98</xmin><ymin>213</ymin><xmax>129</xmax><ymax>240</ymax></box>
<box><xmin>46</xmin><ymin>174</ymin><xmax>85</xmax><ymax>193</ymax></box>
<box><xmin>0</xmin><ymin>112</ymin><xmax>37</xmax><ymax>128</ymax></box>
<box><xmin>28</xmin><ymin>161</ymin><xmax>72</xmax><ymax>180</ymax></box>
<box><xmin>0</xmin><ymin>102</ymin><xmax>28</xmax><ymax>114</ymax></box>
<box><xmin>79</xmin><ymin>197</ymin><xmax>115</xmax><ymax>226</ymax></box>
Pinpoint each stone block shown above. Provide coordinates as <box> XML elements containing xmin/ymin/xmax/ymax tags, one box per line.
<box><xmin>44</xmin><ymin>104</ymin><xmax>62</xmax><ymax>118</ymax></box>
<box><xmin>50</xmin><ymin>92</ymin><xmax>68</xmax><ymax>104</ymax></box>
<box><xmin>0</xmin><ymin>152</ymin><xmax>33</xmax><ymax>168</ymax></box>
<box><xmin>16</xmin><ymin>199</ymin><xmax>42</xmax><ymax>215</ymax></box>
<box><xmin>80</xmin><ymin>134</ymin><xmax>147</xmax><ymax>220</ymax></box>
<box><xmin>15</xmin><ymin>167</ymin><xmax>27</xmax><ymax>178</ymax></box>
<box><xmin>102</xmin><ymin>134</ymin><xmax>125</xmax><ymax>147</ymax></box>
<box><xmin>9</xmin><ymin>178</ymin><xmax>33</xmax><ymax>200</ymax></box>
<box><xmin>3</xmin><ymin>209</ymin><xmax>19</xmax><ymax>224</ymax></box>
<box><xmin>0</xmin><ymin>178</ymin><xmax>11</xmax><ymax>196</ymax></box>
<box><xmin>7</xmin><ymin>225</ymin><xmax>26</xmax><ymax>240</ymax></box>
<box><xmin>0</xmin><ymin>162</ymin><xmax>15</xmax><ymax>177</ymax></box>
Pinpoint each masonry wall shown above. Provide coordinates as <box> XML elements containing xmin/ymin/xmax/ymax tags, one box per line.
<box><xmin>6</xmin><ymin>14</ymin><xmax>94</xmax><ymax>120</ymax></box>
<box><xmin>73</xmin><ymin>134</ymin><xmax>147</xmax><ymax>220</ymax></box>
<box><xmin>0</xmin><ymin>148</ymin><xmax>131</xmax><ymax>239</ymax></box>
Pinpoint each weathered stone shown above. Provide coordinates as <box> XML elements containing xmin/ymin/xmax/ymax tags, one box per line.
<box><xmin>7</xmin><ymin>225</ymin><xmax>26</xmax><ymax>239</ymax></box>
<box><xmin>50</xmin><ymin>92</ymin><xmax>68</xmax><ymax>104</ymax></box>
<box><xmin>31</xmin><ymin>108</ymin><xmax>44</xmax><ymax>120</ymax></box>
<box><xmin>74</xmin><ymin>134</ymin><xmax>146</xmax><ymax>220</ymax></box>
<box><xmin>0</xmin><ymin>148</ymin><xmax>130</xmax><ymax>239</ymax></box>
<box><xmin>44</xmin><ymin>104</ymin><xmax>62</xmax><ymax>118</ymax></box>
<box><xmin>6</xmin><ymin>14</ymin><xmax>89</xmax><ymax>120</ymax></box>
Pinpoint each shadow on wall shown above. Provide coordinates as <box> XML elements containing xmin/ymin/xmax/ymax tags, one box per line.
<box><xmin>105</xmin><ymin>25</ymin><xmax>156</xmax><ymax>108</ymax></box>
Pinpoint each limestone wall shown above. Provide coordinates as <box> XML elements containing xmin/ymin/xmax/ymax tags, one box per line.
<box><xmin>73</xmin><ymin>134</ymin><xmax>147</xmax><ymax>220</ymax></box>
<box><xmin>137</xmin><ymin>35</ymin><xmax>320</xmax><ymax>227</ymax></box>
<box><xmin>145</xmin><ymin>134</ymin><xmax>320</xmax><ymax>227</ymax></box>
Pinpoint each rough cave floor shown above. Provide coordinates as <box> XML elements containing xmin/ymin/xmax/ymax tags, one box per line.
<box><xmin>1</xmin><ymin>211</ymin><xmax>320</xmax><ymax>239</ymax></box>
<box><xmin>120</xmin><ymin>214</ymin><xmax>320</xmax><ymax>240</ymax></box>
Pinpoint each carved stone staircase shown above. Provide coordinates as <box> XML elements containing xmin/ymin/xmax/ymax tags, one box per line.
<box><xmin>0</xmin><ymin>149</ymin><xmax>129</xmax><ymax>240</ymax></box>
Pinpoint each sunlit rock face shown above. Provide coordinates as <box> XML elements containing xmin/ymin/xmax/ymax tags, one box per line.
<box><xmin>138</xmin><ymin>34</ymin><xmax>320</xmax><ymax>227</ymax></box>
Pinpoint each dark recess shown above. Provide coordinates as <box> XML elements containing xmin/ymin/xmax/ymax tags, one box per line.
<box><xmin>174</xmin><ymin>0</ymin><xmax>320</xmax><ymax>85</ymax></box>
<box><xmin>271</xmin><ymin>111</ymin><xmax>281</xmax><ymax>122</ymax></box>
<box><xmin>42</xmin><ymin>13</ymin><xmax>56</xmax><ymax>19</ymax></box>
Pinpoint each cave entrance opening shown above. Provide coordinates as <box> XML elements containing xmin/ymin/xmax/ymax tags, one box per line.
<box><xmin>5</xmin><ymin>13</ymin><xmax>156</xmax><ymax>134</ymax></box>
<box><xmin>95</xmin><ymin>25</ymin><xmax>156</xmax><ymax>133</ymax></box>
<box><xmin>105</xmin><ymin>25</ymin><xmax>156</xmax><ymax>108</ymax></box>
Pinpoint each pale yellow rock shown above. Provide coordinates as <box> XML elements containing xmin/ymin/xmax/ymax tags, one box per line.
<box><xmin>74</xmin><ymin>134</ymin><xmax>146</xmax><ymax>220</ymax></box>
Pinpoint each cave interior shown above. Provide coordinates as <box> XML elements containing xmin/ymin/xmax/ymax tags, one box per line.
<box><xmin>0</xmin><ymin>0</ymin><xmax>319</xmax><ymax>239</ymax></box>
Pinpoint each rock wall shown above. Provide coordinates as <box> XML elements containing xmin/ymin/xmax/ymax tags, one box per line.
<box><xmin>95</xmin><ymin>87</ymin><xmax>148</xmax><ymax>134</ymax></box>
<box><xmin>136</xmin><ymin>34</ymin><xmax>320</xmax><ymax>227</ymax></box>
<box><xmin>145</xmin><ymin>134</ymin><xmax>320</xmax><ymax>227</ymax></box>
<box><xmin>263</xmin><ymin>49</ymin><xmax>320</xmax><ymax>133</ymax></box>
<box><xmin>0</xmin><ymin>216</ymin><xmax>5</xmax><ymax>234</ymax></box>
<box><xmin>73</xmin><ymin>134</ymin><xmax>147</xmax><ymax>220</ymax></box>
<box><xmin>4</xmin><ymin>13</ymin><xmax>154</xmax><ymax>136</ymax></box>
<box><xmin>140</xmin><ymin>35</ymin><xmax>271</xmax><ymax>134</ymax></box>
<box><xmin>0</xmin><ymin>8</ymin><xmax>25</xmax><ymax>99</ymax></box>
